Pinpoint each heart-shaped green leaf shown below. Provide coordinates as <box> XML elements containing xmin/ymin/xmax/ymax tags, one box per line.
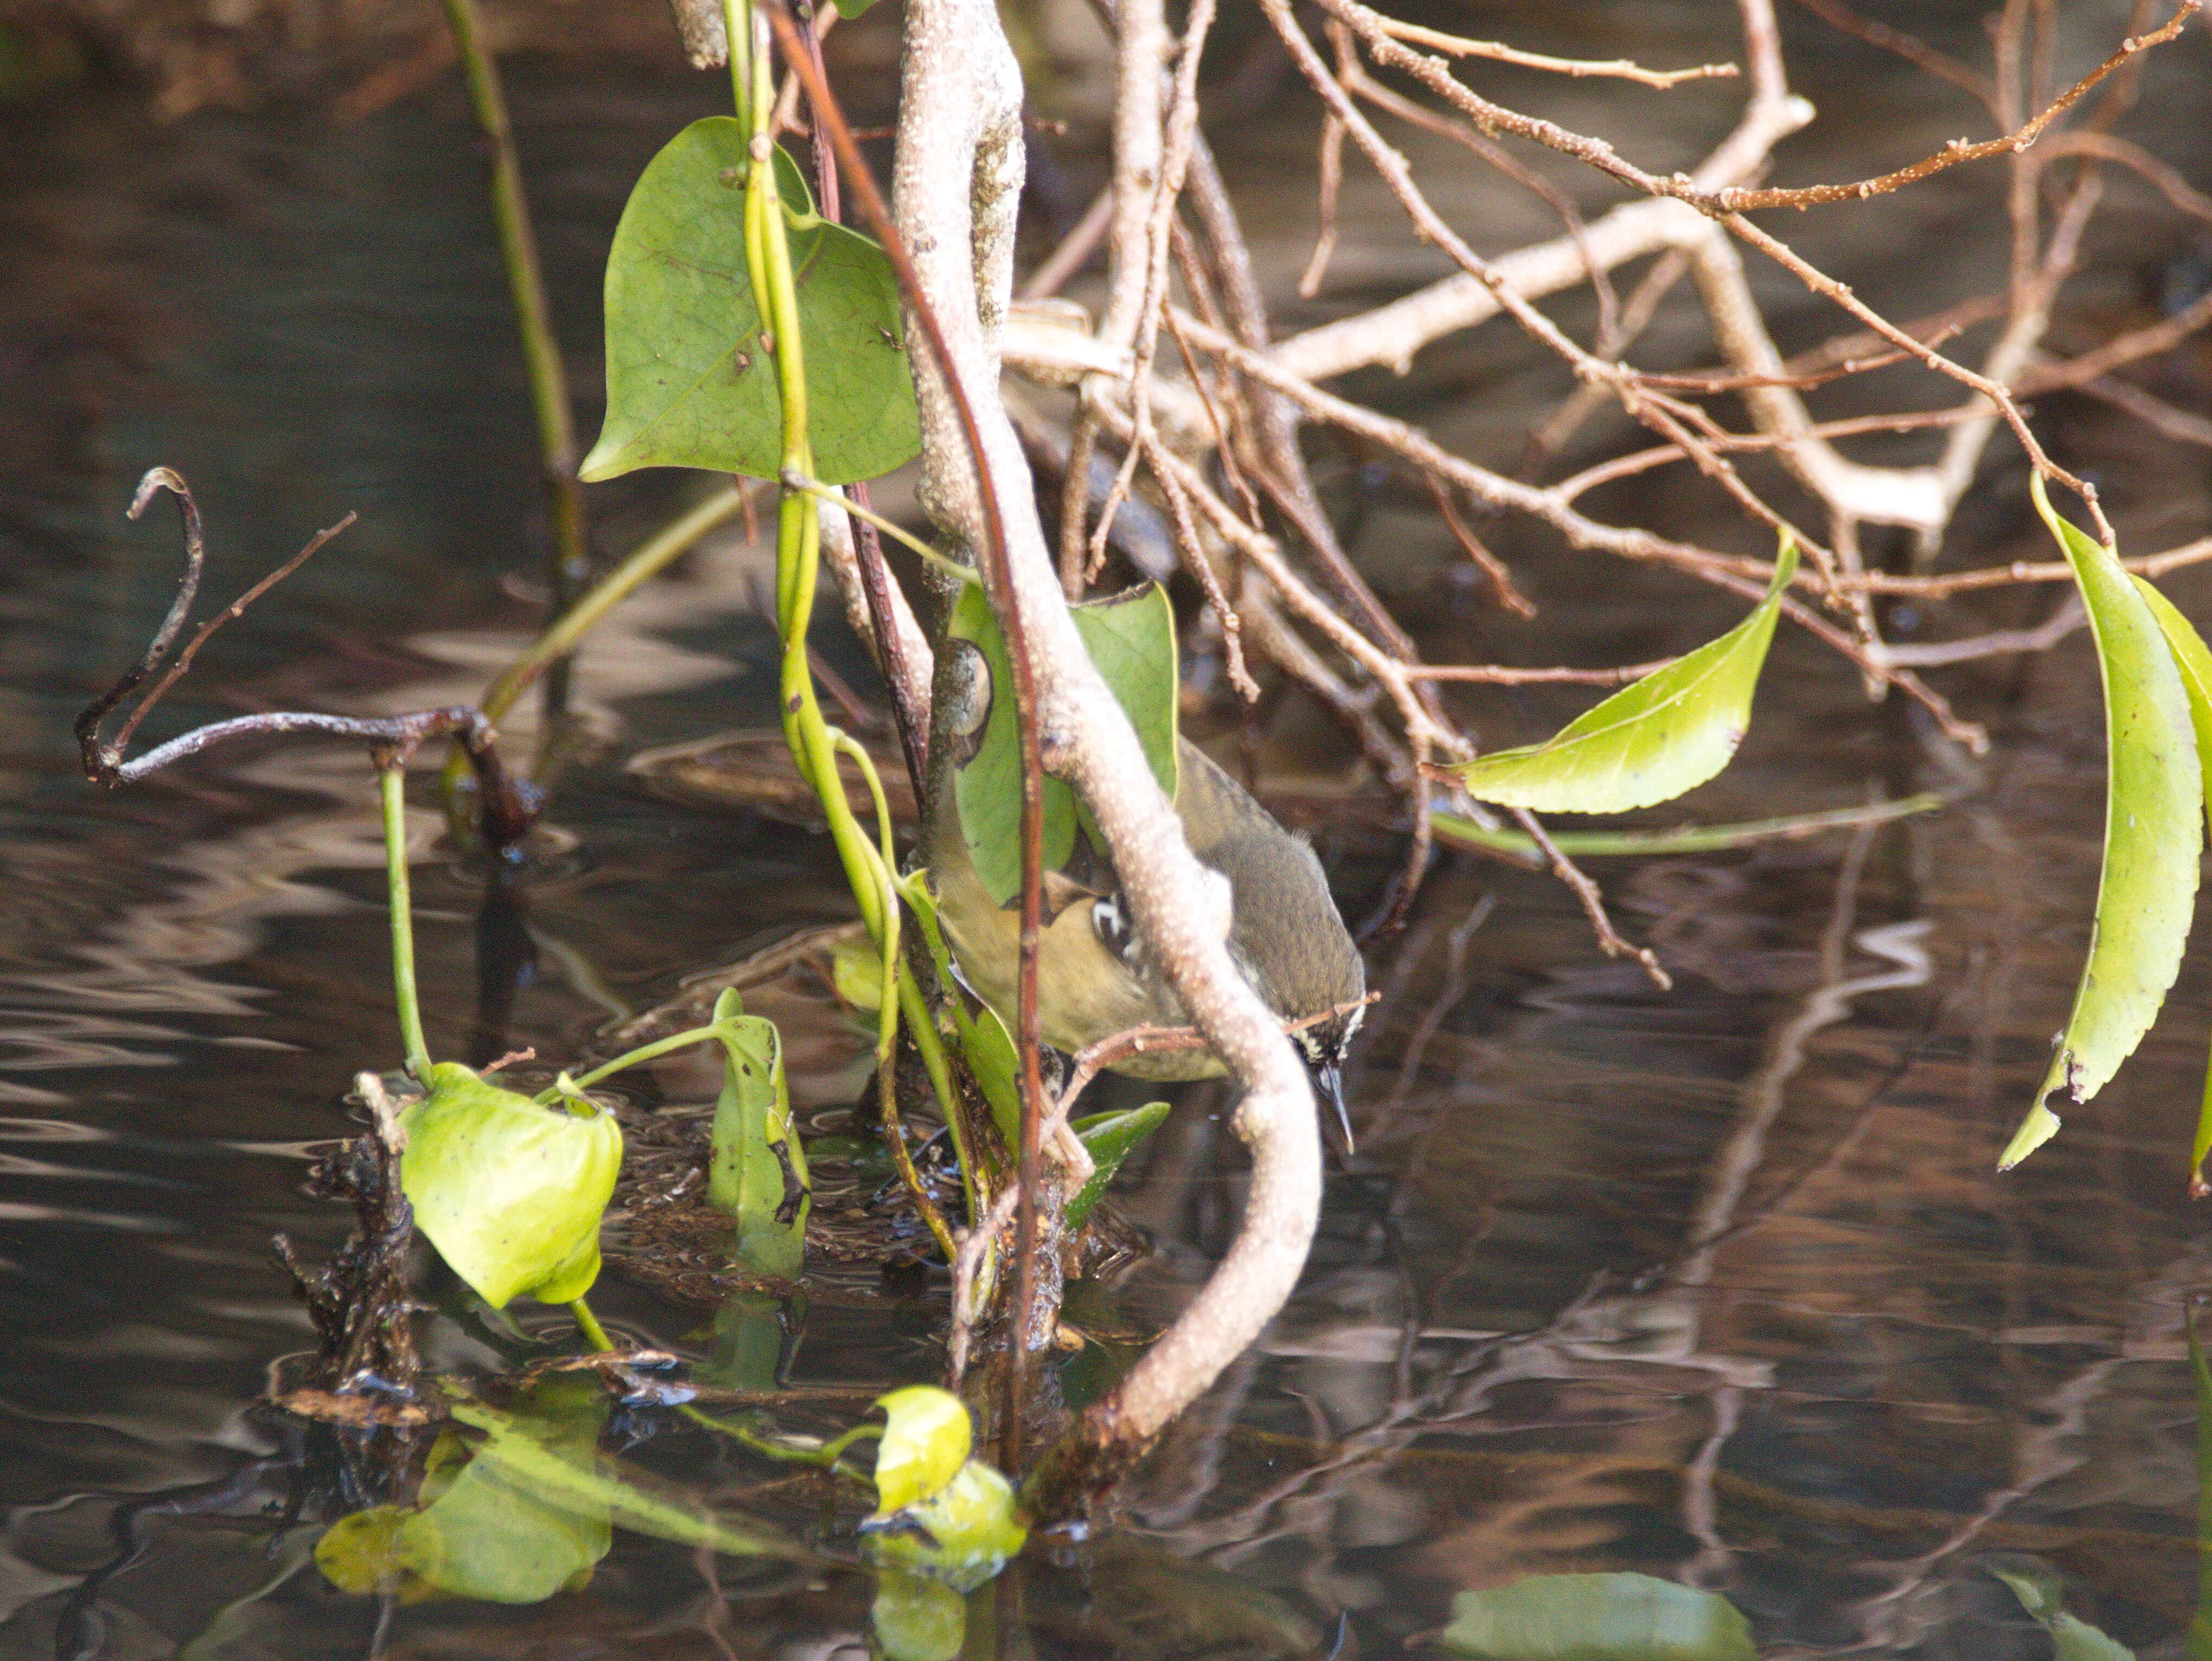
<box><xmin>1444</xmin><ymin>538</ymin><xmax>1797</xmax><ymax>812</ymax></box>
<box><xmin>2130</xmin><ymin>579</ymin><xmax>2212</xmax><ymax>1192</ymax></box>
<box><xmin>580</xmin><ymin>119</ymin><xmax>919</xmax><ymax>485</ymax></box>
<box><xmin>871</xmin><ymin>1386</ymin><xmax>971</xmax><ymax>1516</ymax></box>
<box><xmin>951</xmin><ymin>580</ymin><xmax>1180</xmax><ymax>906</ymax></box>
<box><xmin>1999</xmin><ymin>480</ymin><xmax>2201</xmax><ymax>1169</ymax></box>
<box><xmin>1066</xmin><ymin>1100</ymin><xmax>1170</xmax><ymax>1229</ymax></box>
<box><xmin>705</xmin><ymin>987</ymin><xmax>810</xmax><ymax>1279</ymax></box>
<box><xmin>1439</xmin><ymin>1572</ymin><xmax>1755</xmax><ymax>1660</ymax></box>
<box><xmin>399</xmin><ymin>1063</ymin><xmax>622</xmax><ymax>1309</ymax></box>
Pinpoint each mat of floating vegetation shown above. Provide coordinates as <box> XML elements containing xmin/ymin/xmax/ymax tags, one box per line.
<box><xmin>578</xmin><ymin>922</ymin><xmax>955</xmax><ymax>1309</ymax></box>
<box><xmin>586</xmin><ymin>920</ymin><xmax>1149</xmax><ymax>1311</ymax></box>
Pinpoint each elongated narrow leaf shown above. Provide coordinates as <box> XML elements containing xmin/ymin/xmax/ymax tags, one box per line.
<box><xmin>951</xmin><ymin>581</ymin><xmax>1178</xmax><ymax>906</ymax></box>
<box><xmin>1446</xmin><ymin>540</ymin><xmax>1797</xmax><ymax>812</ymax></box>
<box><xmin>580</xmin><ymin>119</ymin><xmax>918</xmax><ymax>484</ymax></box>
<box><xmin>897</xmin><ymin>869</ymin><xmax>1021</xmax><ymax>1153</ymax></box>
<box><xmin>2000</xmin><ymin>479</ymin><xmax>2201</xmax><ymax>1168</ymax></box>
<box><xmin>1067</xmin><ymin>1101</ymin><xmax>1171</xmax><ymax>1229</ymax></box>
<box><xmin>706</xmin><ymin>988</ymin><xmax>809</xmax><ymax>1279</ymax></box>
<box><xmin>1438</xmin><ymin>1573</ymin><xmax>1755</xmax><ymax>1660</ymax></box>
<box><xmin>2132</xmin><ymin>580</ymin><xmax>2212</xmax><ymax>1194</ymax></box>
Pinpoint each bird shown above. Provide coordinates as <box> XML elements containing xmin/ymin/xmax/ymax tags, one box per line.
<box><xmin>921</xmin><ymin>650</ymin><xmax>1369</xmax><ymax>1151</ymax></box>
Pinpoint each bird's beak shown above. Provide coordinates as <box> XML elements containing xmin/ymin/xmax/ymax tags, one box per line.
<box><xmin>1313</xmin><ymin>1060</ymin><xmax>1355</xmax><ymax>1156</ymax></box>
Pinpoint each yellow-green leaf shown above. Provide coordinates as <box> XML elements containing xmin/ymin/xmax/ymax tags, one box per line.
<box><xmin>705</xmin><ymin>988</ymin><xmax>809</xmax><ymax>1279</ymax></box>
<box><xmin>399</xmin><ymin>1063</ymin><xmax>622</xmax><ymax>1309</ymax></box>
<box><xmin>2131</xmin><ymin>579</ymin><xmax>2212</xmax><ymax>1193</ymax></box>
<box><xmin>866</xmin><ymin>1459</ymin><xmax>1027</xmax><ymax>1593</ymax></box>
<box><xmin>871</xmin><ymin>1386</ymin><xmax>971</xmax><ymax>1516</ymax></box>
<box><xmin>1439</xmin><ymin>1573</ymin><xmax>1755</xmax><ymax>1660</ymax></box>
<box><xmin>2000</xmin><ymin>480</ymin><xmax>2202</xmax><ymax>1168</ymax></box>
<box><xmin>1991</xmin><ymin>1567</ymin><xmax>2136</xmax><ymax>1661</ymax></box>
<box><xmin>950</xmin><ymin>580</ymin><xmax>1179</xmax><ymax>907</ymax></box>
<box><xmin>1445</xmin><ymin>539</ymin><xmax>1797</xmax><ymax>812</ymax></box>
<box><xmin>580</xmin><ymin>120</ymin><xmax>918</xmax><ymax>485</ymax></box>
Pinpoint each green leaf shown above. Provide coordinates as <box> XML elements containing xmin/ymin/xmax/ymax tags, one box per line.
<box><xmin>705</xmin><ymin>987</ymin><xmax>809</xmax><ymax>1279</ymax></box>
<box><xmin>400</xmin><ymin>1062</ymin><xmax>622</xmax><ymax>1309</ymax></box>
<box><xmin>950</xmin><ymin>580</ymin><xmax>1179</xmax><ymax>907</ymax></box>
<box><xmin>1991</xmin><ymin>1567</ymin><xmax>2136</xmax><ymax>1661</ymax></box>
<box><xmin>580</xmin><ymin>119</ymin><xmax>919</xmax><ymax>485</ymax></box>
<box><xmin>871</xmin><ymin>1385</ymin><xmax>971</xmax><ymax>1515</ymax></box>
<box><xmin>2130</xmin><ymin>579</ymin><xmax>2212</xmax><ymax>1192</ymax></box>
<box><xmin>1066</xmin><ymin>1100</ymin><xmax>1171</xmax><ymax>1230</ymax></box>
<box><xmin>1444</xmin><ymin>539</ymin><xmax>1798</xmax><ymax>812</ymax></box>
<box><xmin>898</xmin><ymin>869</ymin><xmax>1021</xmax><ymax>1151</ymax></box>
<box><xmin>1999</xmin><ymin>479</ymin><xmax>2202</xmax><ymax>1168</ymax></box>
<box><xmin>1437</xmin><ymin>1573</ymin><xmax>1755</xmax><ymax>1660</ymax></box>
<box><xmin>832</xmin><ymin>929</ymin><xmax>885</xmax><ymax>1011</ymax></box>
<box><xmin>446</xmin><ymin>1397</ymin><xmax>798</xmax><ymax>1561</ymax></box>
<box><xmin>866</xmin><ymin>1459</ymin><xmax>1028</xmax><ymax>1593</ymax></box>
<box><xmin>871</xmin><ymin>1570</ymin><xmax>968</xmax><ymax>1661</ymax></box>
<box><xmin>316</xmin><ymin>1378</ymin><xmax>612</xmax><ymax>1606</ymax></box>
<box><xmin>2188</xmin><ymin>1312</ymin><xmax>2212</xmax><ymax>1660</ymax></box>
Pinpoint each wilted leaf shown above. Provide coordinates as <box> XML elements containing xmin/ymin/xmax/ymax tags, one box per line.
<box><xmin>2131</xmin><ymin>580</ymin><xmax>2212</xmax><ymax>1192</ymax></box>
<box><xmin>1066</xmin><ymin>1101</ymin><xmax>1171</xmax><ymax>1230</ymax></box>
<box><xmin>866</xmin><ymin>1460</ymin><xmax>1028</xmax><ymax>1592</ymax></box>
<box><xmin>1437</xmin><ymin>1573</ymin><xmax>1755</xmax><ymax>1660</ymax></box>
<box><xmin>951</xmin><ymin>580</ymin><xmax>1179</xmax><ymax>906</ymax></box>
<box><xmin>872</xmin><ymin>1386</ymin><xmax>971</xmax><ymax>1516</ymax></box>
<box><xmin>1991</xmin><ymin>1567</ymin><xmax>2136</xmax><ymax>1661</ymax></box>
<box><xmin>705</xmin><ymin>987</ymin><xmax>809</xmax><ymax>1278</ymax></box>
<box><xmin>400</xmin><ymin>1063</ymin><xmax>622</xmax><ymax>1309</ymax></box>
<box><xmin>580</xmin><ymin>119</ymin><xmax>918</xmax><ymax>485</ymax></box>
<box><xmin>1999</xmin><ymin>480</ymin><xmax>2202</xmax><ymax>1169</ymax></box>
<box><xmin>871</xmin><ymin>1570</ymin><xmax>968</xmax><ymax>1661</ymax></box>
<box><xmin>1445</xmin><ymin>539</ymin><xmax>1797</xmax><ymax>812</ymax></box>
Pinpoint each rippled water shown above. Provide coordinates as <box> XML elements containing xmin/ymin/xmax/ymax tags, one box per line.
<box><xmin>6</xmin><ymin>5</ymin><xmax>2212</xmax><ymax>1656</ymax></box>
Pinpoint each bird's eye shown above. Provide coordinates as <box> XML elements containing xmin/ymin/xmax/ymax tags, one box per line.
<box><xmin>1091</xmin><ymin>895</ymin><xmax>1135</xmax><ymax>961</ymax></box>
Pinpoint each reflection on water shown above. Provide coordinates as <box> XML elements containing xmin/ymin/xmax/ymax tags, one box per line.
<box><xmin>5</xmin><ymin>5</ymin><xmax>2212</xmax><ymax>1656</ymax></box>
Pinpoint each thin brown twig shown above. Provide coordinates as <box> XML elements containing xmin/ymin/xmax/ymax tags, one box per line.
<box><xmin>1370</xmin><ymin>16</ymin><xmax>1738</xmax><ymax>88</ymax></box>
<box><xmin>1511</xmin><ymin>806</ymin><xmax>1672</xmax><ymax>988</ymax></box>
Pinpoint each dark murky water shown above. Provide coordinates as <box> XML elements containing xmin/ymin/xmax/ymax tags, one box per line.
<box><xmin>6</xmin><ymin>4</ymin><xmax>2212</xmax><ymax>1656</ymax></box>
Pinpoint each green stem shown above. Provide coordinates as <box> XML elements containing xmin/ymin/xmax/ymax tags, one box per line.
<box><xmin>1431</xmin><ymin>793</ymin><xmax>1946</xmax><ymax>861</ymax></box>
<box><xmin>535</xmin><ymin>1022</ymin><xmax>727</xmax><ymax>1102</ymax></box>
<box><xmin>569</xmin><ymin>1296</ymin><xmax>616</xmax><ymax>1353</ymax></box>
<box><xmin>380</xmin><ymin>759</ymin><xmax>432</xmax><ymax>1079</ymax></box>
<box><xmin>443</xmin><ymin>486</ymin><xmax>749</xmax><ymax>812</ymax></box>
<box><xmin>437</xmin><ymin>0</ymin><xmax>591</xmax><ymax>703</ymax></box>
<box><xmin>781</xmin><ymin>471</ymin><xmax>970</xmax><ymax>581</ymax></box>
<box><xmin>679</xmin><ymin>1402</ymin><xmax>877</xmax><ymax>1479</ymax></box>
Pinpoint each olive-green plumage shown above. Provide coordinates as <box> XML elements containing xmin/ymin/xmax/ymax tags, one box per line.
<box><xmin>922</xmin><ymin>705</ymin><xmax>1369</xmax><ymax>1146</ymax></box>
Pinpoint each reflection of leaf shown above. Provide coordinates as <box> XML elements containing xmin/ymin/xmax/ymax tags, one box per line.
<box><xmin>706</xmin><ymin>988</ymin><xmax>809</xmax><ymax>1279</ymax></box>
<box><xmin>1444</xmin><ymin>540</ymin><xmax>1797</xmax><ymax>813</ymax></box>
<box><xmin>2000</xmin><ymin>480</ymin><xmax>2202</xmax><ymax>1169</ymax></box>
<box><xmin>2189</xmin><ymin>1313</ymin><xmax>2212</xmax><ymax>1661</ymax></box>
<box><xmin>1438</xmin><ymin>1573</ymin><xmax>1755</xmax><ymax>1660</ymax></box>
<box><xmin>2132</xmin><ymin>581</ymin><xmax>2212</xmax><ymax>1193</ymax></box>
<box><xmin>316</xmin><ymin>1379</ymin><xmax>612</xmax><ymax>1606</ymax></box>
<box><xmin>871</xmin><ymin>1569</ymin><xmax>968</xmax><ymax>1661</ymax></box>
<box><xmin>951</xmin><ymin>581</ymin><xmax>1179</xmax><ymax>906</ymax></box>
<box><xmin>1067</xmin><ymin>1101</ymin><xmax>1170</xmax><ymax>1229</ymax></box>
<box><xmin>400</xmin><ymin>1063</ymin><xmax>622</xmax><ymax>1308</ymax></box>
<box><xmin>867</xmin><ymin>1460</ymin><xmax>1028</xmax><ymax>1593</ymax></box>
<box><xmin>872</xmin><ymin>1386</ymin><xmax>971</xmax><ymax>1515</ymax></box>
<box><xmin>581</xmin><ymin>120</ymin><xmax>918</xmax><ymax>485</ymax></box>
<box><xmin>1991</xmin><ymin>1567</ymin><xmax>2136</xmax><ymax>1661</ymax></box>
<box><xmin>447</xmin><ymin>1398</ymin><xmax>799</xmax><ymax>1560</ymax></box>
